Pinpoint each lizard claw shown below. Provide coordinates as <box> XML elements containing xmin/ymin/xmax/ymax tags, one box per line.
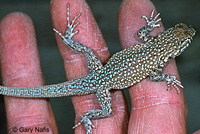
<box><xmin>142</xmin><ymin>9</ymin><xmax>161</xmax><ymax>29</ymax></box>
<box><xmin>53</xmin><ymin>3</ymin><xmax>81</xmax><ymax>40</ymax></box>
<box><xmin>65</xmin><ymin>3</ymin><xmax>81</xmax><ymax>39</ymax></box>
<box><xmin>73</xmin><ymin>116</ymin><xmax>95</xmax><ymax>134</ymax></box>
<box><xmin>166</xmin><ymin>75</ymin><xmax>183</xmax><ymax>94</ymax></box>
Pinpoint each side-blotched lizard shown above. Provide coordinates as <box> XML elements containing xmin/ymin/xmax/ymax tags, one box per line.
<box><xmin>0</xmin><ymin>3</ymin><xmax>196</xmax><ymax>134</ymax></box>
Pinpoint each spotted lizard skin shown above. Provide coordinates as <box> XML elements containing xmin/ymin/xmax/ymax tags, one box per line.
<box><xmin>0</xmin><ymin>3</ymin><xmax>196</xmax><ymax>134</ymax></box>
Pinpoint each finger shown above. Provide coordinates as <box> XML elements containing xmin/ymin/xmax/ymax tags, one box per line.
<box><xmin>118</xmin><ymin>0</ymin><xmax>187</xmax><ymax>133</ymax></box>
<box><xmin>0</xmin><ymin>12</ymin><xmax>58</xmax><ymax>133</ymax></box>
<box><xmin>50</xmin><ymin>0</ymin><xmax>129</xmax><ymax>133</ymax></box>
<box><xmin>193</xmin><ymin>129</ymin><xmax>200</xmax><ymax>134</ymax></box>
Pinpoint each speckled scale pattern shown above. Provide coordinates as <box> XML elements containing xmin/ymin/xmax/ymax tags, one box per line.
<box><xmin>103</xmin><ymin>43</ymin><xmax>159</xmax><ymax>89</ymax></box>
<box><xmin>0</xmin><ymin>3</ymin><xmax>196</xmax><ymax>134</ymax></box>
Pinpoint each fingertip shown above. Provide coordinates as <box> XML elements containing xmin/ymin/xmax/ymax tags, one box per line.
<box><xmin>0</xmin><ymin>12</ymin><xmax>35</xmax><ymax>48</ymax></box>
<box><xmin>193</xmin><ymin>129</ymin><xmax>200</xmax><ymax>134</ymax></box>
<box><xmin>0</xmin><ymin>12</ymin><xmax>35</xmax><ymax>49</ymax></box>
<box><xmin>1</xmin><ymin>11</ymin><xmax>32</xmax><ymax>23</ymax></box>
<box><xmin>0</xmin><ymin>12</ymin><xmax>41</xmax><ymax>86</ymax></box>
<box><xmin>0</xmin><ymin>12</ymin><xmax>34</xmax><ymax>36</ymax></box>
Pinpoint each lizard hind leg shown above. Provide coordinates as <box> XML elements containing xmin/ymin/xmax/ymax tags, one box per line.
<box><xmin>73</xmin><ymin>88</ymin><xmax>112</xmax><ymax>134</ymax></box>
<box><xmin>53</xmin><ymin>3</ymin><xmax>103</xmax><ymax>72</ymax></box>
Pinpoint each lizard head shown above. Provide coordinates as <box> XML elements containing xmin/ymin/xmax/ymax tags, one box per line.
<box><xmin>170</xmin><ymin>23</ymin><xmax>196</xmax><ymax>57</ymax></box>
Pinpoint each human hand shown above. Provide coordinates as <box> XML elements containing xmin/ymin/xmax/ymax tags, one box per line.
<box><xmin>51</xmin><ymin>0</ymin><xmax>187</xmax><ymax>133</ymax></box>
<box><xmin>0</xmin><ymin>0</ymin><xmax>196</xmax><ymax>133</ymax></box>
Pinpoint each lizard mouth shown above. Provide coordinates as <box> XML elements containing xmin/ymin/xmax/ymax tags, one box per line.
<box><xmin>180</xmin><ymin>39</ymin><xmax>190</xmax><ymax>52</ymax></box>
<box><xmin>180</xmin><ymin>30</ymin><xmax>195</xmax><ymax>52</ymax></box>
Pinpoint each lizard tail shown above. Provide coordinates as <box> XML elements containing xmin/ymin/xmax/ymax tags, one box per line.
<box><xmin>0</xmin><ymin>74</ymin><xmax>97</xmax><ymax>98</ymax></box>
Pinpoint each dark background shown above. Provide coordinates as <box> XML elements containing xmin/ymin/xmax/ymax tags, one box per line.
<box><xmin>0</xmin><ymin>0</ymin><xmax>199</xmax><ymax>133</ymax></box>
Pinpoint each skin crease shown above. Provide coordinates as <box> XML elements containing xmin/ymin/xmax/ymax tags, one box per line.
<box><xmin>1</xmin><ymin>0</ymin><xmax>198</xmax><ymax>133</ymax></box>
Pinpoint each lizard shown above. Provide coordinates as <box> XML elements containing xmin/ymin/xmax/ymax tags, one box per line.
<box><xmin>0</xmin><ymin>3</ymin><xmax>196</xmax><ymax>134</ymax></box>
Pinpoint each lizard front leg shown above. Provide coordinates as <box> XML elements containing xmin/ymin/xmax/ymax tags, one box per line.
<box><xmin>137</xmin><ymin>10</ymin><xmax>161</xmax><ymax>43</ymax></box>
<box><xmin>73</xmin><ymin>87</ymin><xmax>112</xmax><ymax>134</ymax></box>
<box><xmin>53</xmin><ymin>3</ymin><xmax>102</xmax><ymax>72</ymax></box>
<box><xmin>149</xmin><ymin>68</ymin><xmax>183</xmax><ymax>94</ymax></box>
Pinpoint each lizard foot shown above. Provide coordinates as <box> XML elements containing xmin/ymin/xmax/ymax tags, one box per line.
<box><xmin>65</xmin><ymin>3</ymin><xmax>81</xmax><ymax>39</ymax></box>
<box><xmin>142</xmin><ymin>10</ymin><xmax>161</xmax><ymax>29</ymax></box>
<box><xmin>73</xmin><ymin>116</ymin><xmax>95</xmax><ymax>134</ymax></box>
<box><xmin>53</xmin><ymin>3</ymin><xmax>81</xmax><ymax>40</ymax></box>
<box><xmin>165</xmin><ymin>75</ymin><xmax>183</xmax><ymax>94</ymax></box>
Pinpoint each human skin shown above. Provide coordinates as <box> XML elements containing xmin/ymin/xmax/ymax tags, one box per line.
<box><xmin>0</xmin><ymin>0</ymin><xmax>191</xmax><ymax>133</ymax></box>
